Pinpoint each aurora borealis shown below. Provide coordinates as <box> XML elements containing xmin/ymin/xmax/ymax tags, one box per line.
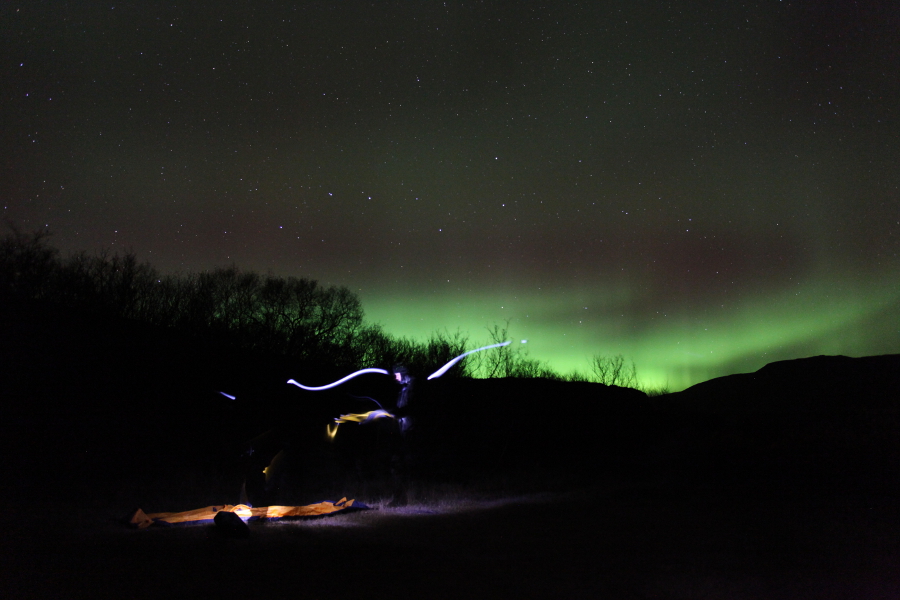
<box><xmin>2</xmin><ymin>2</ymin><xmax>898</xmax><ymax>390</ymax></box>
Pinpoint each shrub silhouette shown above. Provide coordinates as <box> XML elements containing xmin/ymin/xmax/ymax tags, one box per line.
<box><xmin>0</xmin><ymin>226</ymin><xmax>369</xmax><ymax>369</ymax></box>
<box><xmin>0</xmin><ymin>224</ymin><xmax>59</xmax><ymax>301</ymax></box>
<box><xmin>0</xmin><ymin>226</ymin><xmax>479</xmax><ymax>376</ymax></box>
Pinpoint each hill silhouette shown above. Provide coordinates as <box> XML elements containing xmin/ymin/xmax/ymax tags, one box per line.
<box><xmin>2</xmin><ymin>296</ymin><xmax>900</xmax><ymax>599</ymax></box>
<box><xmin>670</xmin><ymin>354</ymin><xmax>900</xmax><ymax>412</ymax></box>
<box><xmin>3</xmin><ymin>294</ymin><xmax>897</xmax><ymax>502</ymax></box>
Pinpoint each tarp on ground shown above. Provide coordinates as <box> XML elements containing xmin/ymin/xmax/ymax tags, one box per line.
<box><xmin>129</xmin><ymin>497</ymin><xmax>366</xmax><ymax>529</ymax></box>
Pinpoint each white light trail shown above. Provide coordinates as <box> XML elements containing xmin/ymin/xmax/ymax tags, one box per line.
<box><xmin>287</xmin><ymin>368</ymin><xmax>389</xmax><ymax>391</ymax></box>
<box><xmin>427</xmin><ymin>341</ymin><xmax>512</xmax><ymax>380</ymax></box>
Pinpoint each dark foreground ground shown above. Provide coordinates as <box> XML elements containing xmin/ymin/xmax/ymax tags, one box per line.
<box><xmin>2</xmin><ymin>470</ymin><xmax>900</xmax><ymax>600</ymax></box>
<box><xmin>3</xmin><ymin>389</ymin><xmax>900</xmax><ymax>600</ymax></box>
<box><xmin>2</xmin><ymin>302</ymin><xmax>899</xmax><ymax>599</ymax></box>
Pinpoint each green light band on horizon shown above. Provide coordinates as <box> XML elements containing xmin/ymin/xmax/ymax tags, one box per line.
<box><xmin>362</xmin><ymin>274</ymin><xmax>899</xmax><ymax>391</ymax></box>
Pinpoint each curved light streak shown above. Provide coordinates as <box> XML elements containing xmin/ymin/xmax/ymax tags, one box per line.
<box><xmin>427</xmin><ymin>341</ymin><xmax>512</xmax><ymax>380</ymax></box>
<box><xmin>326</xmin><ymin>423</ymin><xmax>339</xmax><ymax>440</ymax></box>
<box><xmin>335</xmin><ymin>409</ymin><xmax>395</xmax><ymax>424</ymax></box>
<box><xmin>287</xmin><ymin>368</ymin><xmax>389</xmax><ymax>391</ymax></box>
<box><xmin>219</xmin><ymin>392</ymin><xmax>236</xmax><ymax>400</ymax></box>
<box><xmin>348</xmin><ymin>394</ymin><xmax>385</xmax><ymax>409</ymax></box>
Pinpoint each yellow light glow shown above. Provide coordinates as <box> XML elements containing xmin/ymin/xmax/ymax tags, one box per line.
<box><xmin>327</xmin><ymin>423</ymin><xmax>339</xmax><ymax>439</ymax></box>
<box><xmin>334</xmin><ymin>409</ymin><xmax>395</xmax><ymax>424</ymax></box>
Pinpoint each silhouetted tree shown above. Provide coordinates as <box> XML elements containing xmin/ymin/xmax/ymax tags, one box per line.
<box><xmin>590</xmin><ymin>354</ymin><xmax>638</xmax><ymax>388</ymax></box>
<box><xmin>1</xmin><ymin>226</ymin><xmax>648</xmax><ymax>386</ymax></box>
<box><xmin>0</xmin><ymin>224</ymin><xmax>58</xmax><ymax>300</ymax></box>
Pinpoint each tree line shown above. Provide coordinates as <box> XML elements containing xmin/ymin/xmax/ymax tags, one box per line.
<box><xmin>0</xmin><ymin>225</ymin><xmax>663</xmax><ymax>391</ymax></box>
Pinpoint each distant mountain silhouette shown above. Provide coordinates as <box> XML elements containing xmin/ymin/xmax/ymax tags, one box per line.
<box><xmin>668</xmin><ymin>354</ymin><xmax>900</xmax><ymax>412</ymax></box>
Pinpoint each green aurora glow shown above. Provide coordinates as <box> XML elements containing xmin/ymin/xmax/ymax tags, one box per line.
<box><xmin>3</xmin><ymin>3</ymin><xmax>898</xmax><ymax>391</ymax></box>
<box><xmin>363</xmin><ymin>274</ymin><xmax>899</xmax><ymax>391</ymax></box>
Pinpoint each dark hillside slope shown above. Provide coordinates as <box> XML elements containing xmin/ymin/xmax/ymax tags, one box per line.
<box><xmin>659</xmin><ymin>355</ymin><xmax>900</xmax><ymax>491</ymax></box>
<box><xmin>290</xmin><ymin>373</ymin><xmax>657</xmax><ymax>497</ymax></box>
<box><xmin>410</xmin><ymin>376</ymin><xmax>651</xmax><ymax>483</ymax></box>
<box><xmin>3</xmin><ymin>294</ymin><xmax>899</xmax><ymax>505</ymax></box>
<box><xmin>0</xmin><ymin>296</ymin><xmax>663</xmax><ymax>499</ymax></box>
<box><xmin>670</xmin><ymin>354</ymin><xmax>900</xmax><ymax>412</ymax></box>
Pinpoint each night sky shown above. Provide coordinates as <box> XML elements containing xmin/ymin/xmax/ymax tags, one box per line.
<box><xmin>3</xmin><ymin>2</ymin><xmax>898</xmax><ymax>390</ymax></box>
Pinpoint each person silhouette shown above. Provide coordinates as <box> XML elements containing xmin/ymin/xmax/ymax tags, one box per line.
<box><xmin>387</xmin><ymin>364</ymin><xmax>415</xmax><ymax>506</ymax></box>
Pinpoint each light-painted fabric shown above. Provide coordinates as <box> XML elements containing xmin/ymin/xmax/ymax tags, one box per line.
<box><xmin>134</xmin><ymin>498</ymin><xmax>365</xmax><ymax>528</ymax></box>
